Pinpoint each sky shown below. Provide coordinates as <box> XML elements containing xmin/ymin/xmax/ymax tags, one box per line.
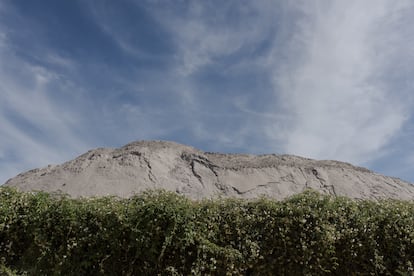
<box><xmin>1</xmin><ymin>0</ymin><xmax>414</xmax><ymax>184</ymax></box>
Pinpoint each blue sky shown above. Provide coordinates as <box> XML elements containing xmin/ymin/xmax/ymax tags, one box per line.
<box><xmin>1</xmin><ymin>0</ymin><xmax>414</xmax><ymax>184</ymax></box>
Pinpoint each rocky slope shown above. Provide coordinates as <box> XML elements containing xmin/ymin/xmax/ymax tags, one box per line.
<box><xmin>4</xmin><ymin>140</ymin><xmax>414</xmax><ymax>200</ymax></box>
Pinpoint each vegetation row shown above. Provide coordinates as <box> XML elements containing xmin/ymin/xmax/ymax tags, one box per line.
<box><xmin>0</xmin><ymin>187</ymin><xmax>413</xmax><ymax>275</ymax></box>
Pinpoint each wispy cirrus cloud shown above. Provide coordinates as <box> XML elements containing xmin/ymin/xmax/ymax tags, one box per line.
<box><xmin>0</xmin><ymin>2</ymin><xmax>91</xmax><ymax>183</ymax></box>
<box><xmin>147</xmin><ymin>0</ymin><xmax>277</xmax><ymax>76</ymax></box>
<box><xmin>269</xmin><ymin>0</ymin><xmax>414</xmax><ymax>165</ymax></box>
<box><xmin>88</xmin><ymin>0</ymin><xmax>414</xmax><ymax>164</ymax></box>
<box><xmin>87</xmin><ymin>0</ymin><xmax>280</xmax><ymax>152</ymax></box>
<box><xmin>0</xmin><ymin>52</ymin><xmax>91</xmax><ymax>180</ymax></box>
<box><xmin>0</xmin><ymin>0</ymin><xmax>180</xmax><ymax>185</ymax></box>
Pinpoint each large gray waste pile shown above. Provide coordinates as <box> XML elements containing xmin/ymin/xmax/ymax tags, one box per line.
<box><xmin>4</xmin><ymin>140</ymin><xmax>414</xmax><ymax>200</ymax></box>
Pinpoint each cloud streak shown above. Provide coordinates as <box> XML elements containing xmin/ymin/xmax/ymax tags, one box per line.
<box><xmin>269</xmin><ymin>0</ymin><xmax>414</xmax><ymax>165</ymax></box>
<box><xmin>0</xmin><ymin>49</ymin><xmax>90</xmax><ymax>183</ymax></box>
<box><xmin>86</xmin><ymin>1</ymin><xmax>278</xmax><ymax>152</ymax></box>
<box><xmin>87</xmin><ymin>0</ymin><xmax>414</xmax><ymax>165</ymax></box>
<box><xmin>0</xmin><ymin>3</ymin><xmax>91</xmax><ymax>183</ymax></box>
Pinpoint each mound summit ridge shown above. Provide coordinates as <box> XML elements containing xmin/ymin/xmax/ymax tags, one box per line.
<box><xmin>4</xmin><ymin>140</ymin><xmax>414</xmax><ymax>200</ymax></box>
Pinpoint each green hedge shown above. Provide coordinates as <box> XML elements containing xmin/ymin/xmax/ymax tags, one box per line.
<box><xmin>0</xmin><ymin>187</ymin><xmax>413</xmax><ymax>275</ymax></box>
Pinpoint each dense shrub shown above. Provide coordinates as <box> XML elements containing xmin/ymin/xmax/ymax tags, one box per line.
<box><xmin>0</xmin><ymin>187</ymin><xmax>413</xmax><ymax>275</ymax></box>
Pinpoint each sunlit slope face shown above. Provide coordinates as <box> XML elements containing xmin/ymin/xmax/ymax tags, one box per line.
<box><xmin>4</xmin><ymin>140</ymin><xmax>414</xmax><ymax>200</ymax></box>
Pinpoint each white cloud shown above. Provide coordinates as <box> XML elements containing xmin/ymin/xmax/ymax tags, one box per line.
<box><xmin>269</xmin><ymin>0</ymin><xmax>414</xmax><ymax>164</ymax></box>
<box><xmin>44</xmin><ymin>53</ymin><xmax>76</xmax><ymax>70</ymax></box>
<box><xmin>151</xmin><ymin>0</ymin><xmax>414</xmax><ymax>162</ymax></box>
<box><xmin>148</xmin><ymin>0</ymin><xmax>276</xmax><ymax>76</ymax></box>
<box><xmin>0</xmin><ymin>34</ymin><xmax>90</xmax><ymax>184</ymax></box>
<box><xmin>86</xmin><ymin>1</ymin><xmax>278</xmax><ymax>149</ymax></box>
